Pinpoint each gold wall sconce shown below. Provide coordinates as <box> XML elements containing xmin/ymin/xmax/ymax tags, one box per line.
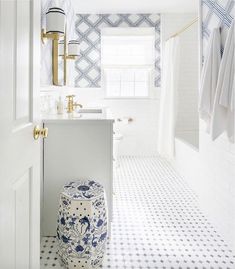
<box><xmin>59</xmin><ymin>38</ymin><xmax>80</xmax><ymax>85</ymax></box>
<box><xmin>42</xmin><ymin>7</ymin><xmax>80</xmax><ymax>86</ymax></box>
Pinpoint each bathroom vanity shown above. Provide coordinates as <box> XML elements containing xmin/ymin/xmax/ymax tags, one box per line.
<box><xmin>42</xmin><ymin>110</ymin><xmax>113</xmax><ymax>235</ymax></box>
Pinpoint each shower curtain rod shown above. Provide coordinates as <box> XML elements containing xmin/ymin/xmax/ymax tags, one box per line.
<box><xmin>168</xmin><ymin>17</ymin><xmax>199</xmax><ymax>40</ymax></box>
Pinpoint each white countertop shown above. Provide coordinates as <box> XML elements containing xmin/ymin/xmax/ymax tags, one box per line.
<box><xmin>41</xmin><ymin>108</ymin><xmax>114</xmax><ymax>123</ymax></box>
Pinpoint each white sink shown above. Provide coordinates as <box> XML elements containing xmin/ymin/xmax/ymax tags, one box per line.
<box><xmin>77</xmin><ymin>108</ymin><xmax>103</xmax><ymax>114</ymax></box>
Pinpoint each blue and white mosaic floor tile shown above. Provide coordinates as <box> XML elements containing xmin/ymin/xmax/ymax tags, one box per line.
<box><xmin>41</xmin><ymin>157</ymin><xmax>235</xmax><ymax>269</ymax></box>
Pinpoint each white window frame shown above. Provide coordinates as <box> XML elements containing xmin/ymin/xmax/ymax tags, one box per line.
<box><xmin>102</xmin><ymin>66</ymin><xmax>153</xmax><ymax>99</ymax></box>
<box><xmin>101</xmin><ymin>28</ymin><xmax>155</xmax><ymax>99</ymax></box>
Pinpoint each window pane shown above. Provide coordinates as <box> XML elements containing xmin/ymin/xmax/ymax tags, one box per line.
<box><xmin>105</xmin><ymin>69</ymin><xmax>121</xmax><ymax>81</ymax></box>
<box><xmin>121</xmin><ymin>81</ymin><xmax>135</xmax><ymax>97</ymax></box>
<box><xmin>121</xmin><ymin>69</ymin><xmax>135</xmax><ymax>82</ymax></box>
<box><xmin>105</xmin><ymin>68</ymin><xmax>150</xmax><ymax>98</ymax></box>
<box><xmin>106</xmin><ymin>81</ymin><xmax>120</xmax><ymax>97</ymax></box>
<box><xmin>135</xmin><ymin>81</ymin><xmax>148</xmax><ymax>97</ymax></box>
<box><xmin>134</xmin><ymin>69</ymin><xmax>149</xmax><ymax>82</ymax></box>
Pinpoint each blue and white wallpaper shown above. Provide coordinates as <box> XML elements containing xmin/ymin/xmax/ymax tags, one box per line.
<box><xmin>74</xmin><ymin>14</ymin><xmax>161</xmax><ymax>88</ymax></box>
<box><xmin>202</xmin><ymin>0</ymin><xmax>234</xmax><ymax>58</ymax></box>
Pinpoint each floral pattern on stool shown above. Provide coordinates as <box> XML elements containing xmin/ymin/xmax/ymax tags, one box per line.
<box><xmin>57</xmin><ymin>180</ymin><xmax>108</xmax><ymax>269</ymax></box>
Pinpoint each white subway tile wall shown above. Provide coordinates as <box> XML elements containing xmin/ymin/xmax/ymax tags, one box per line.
<box><xmin>174</xmin><ymin>0</ymin><xmax>235</xmax><ymax>254</ymax></box>
<box><xmin>200</xmin><ymin>0</ymin><xmax>235</xmax><ymax>251</ymax></box>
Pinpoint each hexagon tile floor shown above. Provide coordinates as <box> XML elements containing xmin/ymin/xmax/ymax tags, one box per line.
<box><xmin>41</xmin><ymin>156</ymin><xmax>235</xmax><ymax>269</ymax></box>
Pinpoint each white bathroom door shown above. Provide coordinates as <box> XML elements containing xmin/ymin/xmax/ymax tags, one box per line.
<box><xmin>0</xmin><ymin>0</ymin><xmax>41</xmax><ymax>269</ymax></box>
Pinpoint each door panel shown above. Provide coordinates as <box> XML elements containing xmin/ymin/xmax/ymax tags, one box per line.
<box><xmin>13</xmin><ymin>170</ymin><xmax>31</xmax><ymax>269</ymax></box>
<box><xmin>15</xmin><ymin>0</ymin><xmax>31</xmax><ymax>123</ymax></box>
<box><xmin>0</xmin><ymin>0</ymin><xmax>41</xmax><ymax>268</ymax></box>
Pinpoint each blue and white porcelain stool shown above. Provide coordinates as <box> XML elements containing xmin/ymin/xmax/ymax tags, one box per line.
<box><xmin>57</xmin><ymin>180</ymin><xmax>108</xmax><ymax>269</ymax></box>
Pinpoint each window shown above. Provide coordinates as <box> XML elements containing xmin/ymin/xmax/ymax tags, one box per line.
<box><xmin>104</xmin><ymin>68</ymin><xmax>150</xmax><ymax>97</ymax></box>
<box><xmin>101</xmin><ymin>28</ymin><xmax>155</xmax><ymax>98</ymax></box>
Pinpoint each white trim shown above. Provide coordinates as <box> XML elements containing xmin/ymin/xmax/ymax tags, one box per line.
<box><xmin>101</xmin><ymin>64</ymin><xmax>154</xmax><ymax>69</ymax></box>
<box><xmin>101</xmin><ymin>27</ymin><xmax>155</xmax><ymax>36</ymax></box>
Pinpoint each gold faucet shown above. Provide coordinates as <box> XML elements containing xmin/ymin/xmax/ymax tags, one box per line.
<box><xmin>66</xmin><ymin>95</ymin><xmax>83</xmax><ymax>113</ymax></box>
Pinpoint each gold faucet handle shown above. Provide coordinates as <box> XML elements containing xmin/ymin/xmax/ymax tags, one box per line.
<box><xmin>66</xmin><ymin>95</ymin><xmax>75</xmax><ymax>101</ymax></box>
<box><xmin>66</xmin><ymin>95</ymin><xmax>77</xmax><ymax>113</ymax></box>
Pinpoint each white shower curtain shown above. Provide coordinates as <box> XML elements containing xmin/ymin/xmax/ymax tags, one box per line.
<box><xmin>158</xmin><ymin>37</ymin><xmax>180</xmax><ymax>159</ymax></box>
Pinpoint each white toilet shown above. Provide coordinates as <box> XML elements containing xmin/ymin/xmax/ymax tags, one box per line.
<box><xmin>113</xmin><ymin>132</ymin><xmax>123</xmax><ymax>167</ymax></box>
<box><xmin>105</xmin><ymin>108</ymin><xmax>124</xmax><ymax>167</ymax></box>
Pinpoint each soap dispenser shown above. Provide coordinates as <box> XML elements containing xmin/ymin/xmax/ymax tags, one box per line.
<box><xmin>57</xmin><ymin>96</ymin><xmax>64</xmax><ymax>115</ymax></box>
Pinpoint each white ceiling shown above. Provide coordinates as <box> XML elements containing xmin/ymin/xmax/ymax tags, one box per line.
<box><xmin>72</xmin><ymin>0</ymin><xmax>198</xmax><ymax>14</ymax></box>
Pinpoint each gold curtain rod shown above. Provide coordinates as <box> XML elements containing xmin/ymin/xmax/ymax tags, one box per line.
<box><xmin>168</xmin><ymin>17</ymin><xmax>199</xmax><ymax>40</ymax></box>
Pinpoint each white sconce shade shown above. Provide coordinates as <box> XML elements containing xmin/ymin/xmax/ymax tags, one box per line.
<box><xmin>46</xmin><ymin>7</ymin><xmax>65</xmax><ymax>34</ymax></box>
<box><xmin>68</xmin><ymin>40</ymin><xmax>80</xmax><ymax>56</ymax></box>
<box><xmin>58</xmin><ymin>40</ymin><xmax>64</xmax><ymax>56</ymax></box>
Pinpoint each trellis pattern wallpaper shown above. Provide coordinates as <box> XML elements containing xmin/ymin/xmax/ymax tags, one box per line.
<box><xmin>74</xmin><ymin>14</ymin><xmax>161</xmax><ymax>88</ymax></box>
<box><xmin>201</xmin><ymin>0</ymin><xmax>234</xmax><ymax>58</ymax></box>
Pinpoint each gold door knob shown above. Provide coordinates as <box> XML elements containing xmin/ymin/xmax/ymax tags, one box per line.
<box><xmin>33</xmin><ymin>126</ymin><xmax>48</xmax><ymax>140</ymax></box>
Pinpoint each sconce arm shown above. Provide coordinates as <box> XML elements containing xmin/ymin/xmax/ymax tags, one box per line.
<box><xmin>61</xmin><ymin>55</ymin><xmax>77</xmax><ymax>60</ymax></box>
<box><xmin>41</xmin><ymin>29</ymin><xmax>61</xmax><ymax>44</ymax></box>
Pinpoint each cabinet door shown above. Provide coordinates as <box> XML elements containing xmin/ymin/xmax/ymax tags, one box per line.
<box><xmin>43</xmin><ymin>121</ymin><xmax>113</xmax><ymax>235</ymax></box>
